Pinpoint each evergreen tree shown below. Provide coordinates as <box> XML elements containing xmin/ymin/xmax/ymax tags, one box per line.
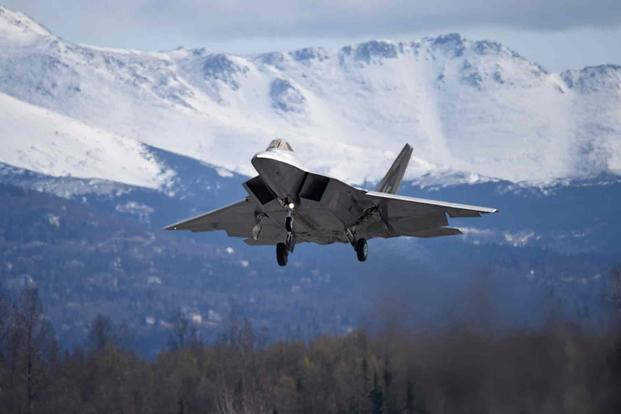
<box><xmin>368</xmin><ymin>371</ymin><xmax>383</xmax><ymax>414</ymax></box>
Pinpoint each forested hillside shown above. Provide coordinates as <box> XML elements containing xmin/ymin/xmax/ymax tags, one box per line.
<box><xmin>1</xmin><ymin>283</ymin><xmax>621</xmax><ymax>413</ymax></box>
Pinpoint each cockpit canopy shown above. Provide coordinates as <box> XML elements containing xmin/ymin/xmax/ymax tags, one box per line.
<box><xmin>266</xmin><ymin>139</ymin><xmax>294</xmax><ymax>152</ymax></box>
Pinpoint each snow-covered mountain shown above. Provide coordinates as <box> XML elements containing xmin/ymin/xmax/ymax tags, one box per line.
<box><xmin>0</xmin><ymin>5</ymin><xmax>620</xmax><ymax>188</ymax></box>
<box><xmin>0</xmin><ymin>91</ymin><xmax>171</xmax><ymax>188</ymax></box>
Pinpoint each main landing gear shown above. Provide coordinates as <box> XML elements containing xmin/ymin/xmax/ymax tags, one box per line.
<box><xmin>346</xmin><ymin>228</ymin><xmax>368</xmax><ymax>262</ymax></box>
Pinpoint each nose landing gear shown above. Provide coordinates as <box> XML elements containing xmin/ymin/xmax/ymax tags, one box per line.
<box><xmin>277</xmin><ymin>204</ymin><xmax>296</xmax><ymax>266</ymax></box>
<box><xmin>285</xmin><ymin>215</ymin><xmax>294</xmax><ymax>233</ymax></box>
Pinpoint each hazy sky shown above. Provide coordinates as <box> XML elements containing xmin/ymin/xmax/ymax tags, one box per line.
<box><xmin>4</xmin><ymin>0</ymin><xmax>621</xmax><ymax>71</ymax></box>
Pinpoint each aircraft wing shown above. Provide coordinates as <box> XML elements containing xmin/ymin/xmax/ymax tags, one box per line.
<box><xmin>164</xmin><ymin>198</ymin><xmax>259</xmax><ymax>238</ymax></box>
<box><xmin>356</xmin><ymin>191</ymin><xmax>497</xmax><ymax>239</ymax></box>
<box><xmin>364</xmin><ymin>191</ymin><xmax>498</xmax><ymax>217</ymax></box>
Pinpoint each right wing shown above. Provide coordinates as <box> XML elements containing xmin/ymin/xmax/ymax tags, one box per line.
<box><xmin>364</xmin><ymin>191</ymin><xmax>498</xmax><ymax>217</ymax></box>
<box><xmin>356</xmin><ymin>191</ymin><xmax>497</xmax><ymax>239</ymax></box>
<box><xmin>164</xmin><ymin>198</ymin><xmax>259</xmax><ymax>238</ymax></box>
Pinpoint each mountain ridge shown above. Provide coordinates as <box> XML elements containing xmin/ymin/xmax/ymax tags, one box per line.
<box><xmin>0</xmin><ymin>5</ymin><xmax>619</xmax><ymax>189</ymax></box>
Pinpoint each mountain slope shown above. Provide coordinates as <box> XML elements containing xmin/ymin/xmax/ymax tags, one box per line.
<box><xmin>0</xmin><ymin>5</ymin><xmax>620</xmax><ymax>187</ymax></box>
<box><xmin>0</xmin><ymin>91</ymin><xmax>171</xmax><ymax>188</ymax></box>
<box><xmin>561</xmin><ymin>65</ymin><xmax>621</xmax><ymax>176</ymax></box>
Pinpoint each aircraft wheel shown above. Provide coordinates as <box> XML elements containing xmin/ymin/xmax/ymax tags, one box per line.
<box><xmin>355</xmin><ymin>238</ymin><xmax>368</xmax><ymax>262</ymax></box>
<box><xmin>285</xmin><ymin>216</ymin><xmax>294</xmax><ymax>233</ymax></box>
<box><xmin>276</xmin><ymin>242</ymin><xmax>288</xmax><ymax>266</ymax></box>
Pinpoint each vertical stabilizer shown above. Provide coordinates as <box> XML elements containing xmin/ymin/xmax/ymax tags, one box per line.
<box><xmin>375</xmin><ymin>144</ymin><xmax>413</xmax><ymax>194</ymax></box>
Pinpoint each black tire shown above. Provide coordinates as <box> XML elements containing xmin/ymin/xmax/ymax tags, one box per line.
<box><xmin>276</xmin><ymin>242</ymin><xmax>288</xmax><ymax>266</ymax></box>
<box><xmin>355</xmin><ymin>238</ymin><xmax>368</xmax><ymax>262</ymax></box>
<box><xmin>285</xmin><ymin>216</ymin><xmax>294</xmax><ymax>233</ymax></box>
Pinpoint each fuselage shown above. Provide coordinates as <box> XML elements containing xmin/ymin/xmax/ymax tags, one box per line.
<box><xmin>249</xmin><ymin>143</ymin><xmax>357</xmax><ymax>245</ymax></box>
<box><xmin>251</xmin><ymin>147</ymin><xmax>309</xmax><ymax>204</ymax></box>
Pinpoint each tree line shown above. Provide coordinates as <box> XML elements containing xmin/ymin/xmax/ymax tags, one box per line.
<box><xmin>1</xmin><ymin>281</ymin><xmax>621</xmax><ymax>414</ymax></box>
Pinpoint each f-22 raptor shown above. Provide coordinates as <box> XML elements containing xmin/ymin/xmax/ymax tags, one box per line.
<box><xmin>166</xmin><ymin>139</ymin><xmax>497</xmax><ymax>266</ymax></box>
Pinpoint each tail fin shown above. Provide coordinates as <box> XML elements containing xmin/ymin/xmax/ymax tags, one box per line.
<box><xmin>375</xmin><ymin>144</ymin><xmax>413</xmax><ymax>194</ymax></box>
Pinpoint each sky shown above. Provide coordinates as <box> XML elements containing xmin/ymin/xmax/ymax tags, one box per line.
<box><xmin>4</xmin><ymin>0</ymin><xmax>621</xmax><ymax>71</ymax></box>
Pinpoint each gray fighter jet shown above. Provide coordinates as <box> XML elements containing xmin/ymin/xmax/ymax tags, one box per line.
<box><xmin>166</xmin><ymin>139</ymin><xmax>497</xmax><ymax>266</ymax></box>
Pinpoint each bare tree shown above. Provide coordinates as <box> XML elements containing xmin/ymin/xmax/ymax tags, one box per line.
<box><xmin>6</xmin><ymin>286</ymin><xmax>56</xmax><ymax>414</ymax></box>
<box><xmin>169</xmin><ymin>308</ymin><xmax>199</xmax><ymax>350</ymax></box>
<box><xmin>88</xmin><ymin>314</ymin><xmax>117</xmax><ymax>352</ymax></box>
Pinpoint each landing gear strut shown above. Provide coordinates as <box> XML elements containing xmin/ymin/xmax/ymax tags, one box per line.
<box><xmin>285</xmin><ymin>215</ymin><xmax>294</xmax><ymax>233</ymax></box>
<box><xmin>354</xmin><ymin>238</ymin><xmax>368</xmax><ymax>262</ymax></box>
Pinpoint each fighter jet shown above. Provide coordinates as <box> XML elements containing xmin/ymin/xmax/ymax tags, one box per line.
<box><xmin>165</xmin><ymin>139</ymin><xmax>498</xmax><ymax>266</ymax></box>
